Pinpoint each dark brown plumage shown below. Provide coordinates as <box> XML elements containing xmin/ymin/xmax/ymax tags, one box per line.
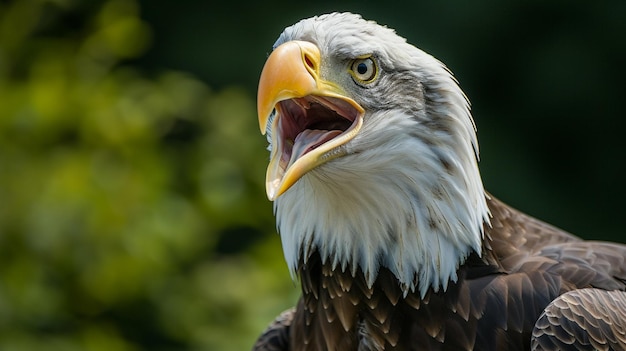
<box><xmin>252</xmin><ymin>13</ymin><xmax>626</xmax><ymax>351</ymax></box>
<box><xmin>254</xmin><ymin>197</ymin><xmax>626</xmax><ymax>350</ymax></box>
<box><xmin>532</xmin><ymin>289</ymin><xmax>626</xmax><ymax>351</ymax></box>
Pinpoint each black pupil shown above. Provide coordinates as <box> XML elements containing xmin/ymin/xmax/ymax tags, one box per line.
<box><xmin>357</xmin><ymin>62</ymin><xmax>368</xmax><ymax>75</ymax></box>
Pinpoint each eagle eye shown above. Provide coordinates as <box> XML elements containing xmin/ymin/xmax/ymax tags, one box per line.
<box><xmin>350</xmin><ymin>57</ymin><xmax>378</xmax><ymax>84</ymax></box>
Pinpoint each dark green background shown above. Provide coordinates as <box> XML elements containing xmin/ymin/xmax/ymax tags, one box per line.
<box><xmin>0</xmin><ymin>1</ymin><xmax>623</xmax><ymax>350</ymax></box>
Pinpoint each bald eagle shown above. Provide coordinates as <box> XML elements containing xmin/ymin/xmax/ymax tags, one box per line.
<box><xmin>252</xmin><ymin>13</ymin><xmax>626</xmax><ymax>351</ymax></box>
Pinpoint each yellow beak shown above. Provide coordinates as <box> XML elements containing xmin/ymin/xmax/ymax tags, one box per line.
<box><xmin>257</xmin><ymin>41</ymin><xmax>364</xmax><ymax>200</ymax></box>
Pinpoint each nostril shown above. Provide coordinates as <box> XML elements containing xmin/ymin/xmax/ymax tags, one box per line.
<box><xmin>304</xmin><ymin>54</ymin><xmax>315</xmax><ymax>71</ymax></box>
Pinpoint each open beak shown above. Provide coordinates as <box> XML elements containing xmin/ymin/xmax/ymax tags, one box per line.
<box><xmin>257</xmin><ymin>41</ymin><xmax>364</xmax><ymax>200</ymax></box>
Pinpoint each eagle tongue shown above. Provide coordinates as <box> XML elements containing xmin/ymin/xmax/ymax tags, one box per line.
<box><xmin>289</xmin><ymin>129</ymin><xmax>342</xmax><ymax>167</ymax></box>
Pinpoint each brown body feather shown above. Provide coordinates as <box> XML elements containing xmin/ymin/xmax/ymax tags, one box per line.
<box><xmin>532</xmin><ymin>289</ymin><xmax>626</xmax><ymax>351</ymax></box>
<box><xmin>253</xmin><ymin>196</ymin><xmax>626</xmax><ymax>351</ymax></box>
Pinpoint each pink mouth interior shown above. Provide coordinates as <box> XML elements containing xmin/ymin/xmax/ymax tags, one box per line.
<box><xmin>276</xmin><ymin>96</ymin><xmax>360</xmax><ymax>169</ymax></box>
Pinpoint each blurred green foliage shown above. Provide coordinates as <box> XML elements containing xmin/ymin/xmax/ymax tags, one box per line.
<box><xmin>0</xmin><ymin>1</ymin><xmax>297</xmax><ymax>350</ymax></box>
<box><xmin>0</xmin><ymin>1</ymin><xmax>624</xmax><ymax>351</ymax></box>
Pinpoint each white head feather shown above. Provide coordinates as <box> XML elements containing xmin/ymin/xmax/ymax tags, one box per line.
<box><xmin>268</xmin><ymin>13</ymin><xmax>490</xmax><ymax>297</ymax></box>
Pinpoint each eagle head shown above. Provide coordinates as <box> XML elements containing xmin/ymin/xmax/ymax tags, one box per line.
<box><xmin>257</xmin><ymin>12</ymin><xmax>490</xmax><ymax>297</ymax></box>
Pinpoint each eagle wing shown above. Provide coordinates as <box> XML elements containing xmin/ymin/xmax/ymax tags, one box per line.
<box><xmin>531</xmin><ymin>288</ymin><xmax>626</xmax><ymax>351</ymax></box>
<box><xmin>465</xmin><ymin>197</ymin><xmax>626</xmax><ymax>350</ymax></box>
<box><xmin>486</xmin><ymin>196</ymin><xmax>626</xmax><ymax>291</ymax></box>
<box><xmin>252</xmin><ymin>308</ymin><xmax>295</xmax><ymax>351</ymax></box>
